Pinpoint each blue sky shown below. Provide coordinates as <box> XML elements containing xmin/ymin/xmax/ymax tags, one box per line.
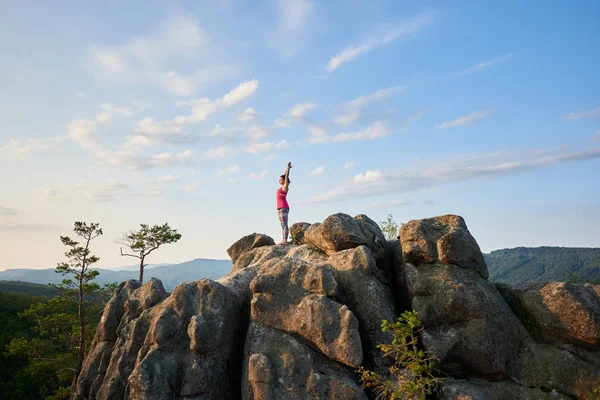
<box><xmin>1</xmin><ymin>0</ymin><xmax>599</xmax><ymax>270</ymax></box>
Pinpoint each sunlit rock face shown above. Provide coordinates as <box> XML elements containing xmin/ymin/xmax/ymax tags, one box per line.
<box><xmin>76</xmin><ymin>213</ymin><xmax>600</xmax><ymax>400</ymax></box>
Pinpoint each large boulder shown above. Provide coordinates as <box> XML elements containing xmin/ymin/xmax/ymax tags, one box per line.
<box><xmin>230</xmin><ymin>244</ymin><xmax>289</xmax><ymax>273</ymax></box>
<box><xmin>515</xmin><ymin>341</ymin><xmax>600</xmax><ymax>399</ymax></box>
<box><xmin>327</xmin><ymin>246</ymin><xmax>397</xmax><ymax>372</ymax></box>
<box><xmin>250</xmin><ymin>258</ymin><xmax>363</xmax><ymax>368</ymax></box>
<box><xmin>439</xmin><ymin>378</ymin><xmax>572</xmax><ymax>400</ymax></box>
<box><xmin>243</xmin><ymin>322</ymin><xmax>367</xmax><ymax>400</ymax></box>
<box><xmin>497</xmin><ymin>282</ymin><xmax>600</xmax><ymax>350</ymax></box>
<box><xmin>227</xmin><ymin>233</ymin><xmax>276</xmax><ymax>264</ymax></box>
<box><xmin>404</xmin><ymin>262</ymin><xmax>527</xmax><ymax>379</ymax></box>
<box><xmin>303</xmin><ymin>213</ymin><xmax>386</xmax><ymax>262</ymax></box>
<box><xmin>290</xmin><ymin>222</ymin><xmax>311</xmax><ymax>244</ymax></box>
<box><xmin>95</xmin><ymin>279</ymin><xmax>243</xmax><ymax>399</ymax></box>
<box><xmin>400</xmin><ymin>215</ymin><xmax>488</xmax><ymax>279</ymax></box>
<box><xmin>75</xmin><ymin>279</ymin><xmax>168</xmax><ymax>399</ymax></box>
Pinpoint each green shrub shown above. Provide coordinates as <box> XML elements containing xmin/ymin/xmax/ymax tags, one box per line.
<box><xmin>358</xmin><ymin>310</ymin><xmax>441</xmax><ymax>400</ymax></box>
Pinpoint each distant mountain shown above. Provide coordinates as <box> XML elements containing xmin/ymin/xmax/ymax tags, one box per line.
<box><xmin>485</xmin><ymin>246</ymin><xmax>600</xmax><ymax>284</ymax></box>
<box><xmin>0</xmin><ymin>258</ymin><xmax>232</xmax><ymax>291</ymax></box>
<box><xmin>0</xmin><ymin>280</ymin><xmax>61</xmax><ymax>297</ymax></box>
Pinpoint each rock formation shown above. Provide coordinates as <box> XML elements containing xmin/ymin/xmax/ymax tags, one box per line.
<box><xmin>75</xmin><ymin>213</ymin><xmax>600</xmax><ymax>400</ymax></box>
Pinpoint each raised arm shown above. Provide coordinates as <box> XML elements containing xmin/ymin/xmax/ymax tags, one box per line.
<box><xmin>283</xmin><ymin>162</ymin><xmax>292</xmax><ymax>192</ymax></box>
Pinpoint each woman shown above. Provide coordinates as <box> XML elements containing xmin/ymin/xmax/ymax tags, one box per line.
<box><xmin>277</xmin><ymin>162</ymin><xmax>292</xmax><ymax>245</ymax></box>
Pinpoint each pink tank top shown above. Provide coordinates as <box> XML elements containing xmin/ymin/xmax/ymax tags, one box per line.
<box><xmin>277</xmin><ymin>188</ymin><xmax>289</xmax><ymax>209</ymax></box>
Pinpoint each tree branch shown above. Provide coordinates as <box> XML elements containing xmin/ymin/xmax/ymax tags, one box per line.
<box><xmin>120</xmin><ymin>247</ymin><xmax>141</xmax><ymax>259</ymax></box>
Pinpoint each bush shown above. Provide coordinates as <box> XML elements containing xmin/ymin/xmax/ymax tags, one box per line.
<box><xmin>358</xmin><ymin>310</ymin><xmax>441</xmax><ymax>400</ymax></box>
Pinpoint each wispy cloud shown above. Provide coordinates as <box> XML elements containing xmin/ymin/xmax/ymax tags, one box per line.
<box><xmin>310</xmin><ymin>121</ymin><xmax>389</xmax><ymax>143</ymax></box>
<box><xmin>455</xmin><ymin>53</ymin><xmax>515</xmax><ymax>75</ymax></box>
<box><xmin>0</xmin><ymin>138</ymin><xmax>64</xmax><ymax>160</ymax></box>
<box><xmin>245</xmin><ymin>139</ymin><xmax>290</xmax><ymax>154</ymax></box>
<box><xmin>249</xmin><ymin>169</ymin><xmax>269</xmax><ymax>180</ymax></box>
<box><xmin>369</xmin><ymin>199</ymin><xmax>412</xmax><ymax>208</ymax></box>
<box><xmin>435</xmin><ymin>109</ymin><xmax>495</xmax><ymax>129</ymax></box>
<box><xmin>564</xmin><ymin>106</ymin><xmax>600</xmax><ymax>121</ymax></box>
<box><xmin>334</xmin><ymin>86</ymin><xmax>405</xmax><ymax>126</ymax></box>
<box><xmin>151</xmin><ymin>174</ymin><xmax>180</xmax><ymax>184</ymax></box>
<box><xmin>271</xmin><ymin>0</ymin><xmax>314</xmax><ymax>58</ymax></box>
<box><xmin>84</xmin><ymin>179</ymin><xmax>164</xmax><ymax>202</ymax></box>
<box><xmin>217</xmin><ymin>164</ymin><xmax>240</xmax><ymax>176</ymax></box>
<box><xmin>75</xmin><ymin>92</ymin><xmax>85</xmax><ymax>99</ymax></box>
<box><xmin>97</xmin><ymin>149</ymin><xmax>197</xmax><ymax>170</ymax></box>
<box><xmin>0</xmin><ymin>222</ymin><xmax>59</xmax><ymax>231</ymax></box>
<box><xmin>88</xmin><ymin>15</ymin><xmax>238</xmax><ymax>95</ymax></box>
<box><xmin>0</xmin><ymin>207</ymin><xmax>18</xmax><ymax>216</ymax></box>
<box><xmin>308</xmin><ymin>166</ymin><xmax>325</xmax><ymax>176</ymax></box>
<box><xmin>297</xmin><ymin>146</ymin><xmax>600</xmax><ymax>204</ymax></box>
<box><xmin>238</xmin><ymin>107</ymin><xmax>258</xmax><ymax>123</ymax></box>
<box><xmin>275</xmin><ymin>103</ymin><xmax>317</xmax><ymax>127</ymax></box>
<box><xmin>184</xmin><ymin>180</ymin><xmax>200</xmax><ymax>192</ymax></box>
<box><xmin>344</xmin><ymin>161</ymin><xmax>356</xmax><ymax>169</ymax></box>
<box><xmin>326</xmin><ymin>11</ymin><xmax>434</xmax><ymax>72</ymax></box>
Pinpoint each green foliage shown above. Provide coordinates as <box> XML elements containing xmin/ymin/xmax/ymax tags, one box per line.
<box><xmin>590</xmin><ymin>379</ymin><xmax>600</xmax><ymax>400</ymax></box>
<box><xmin>119</xmin><ymin>223</ymin><xmax>182</xmax><ymax>282</ymax></box>
<box><xmin>3</xmin><ymin>222</ymin><xmax>113</xmax><ymax>399</ymax></box>
<box><xmin>358</xmin><ymin>310</ymin><xmax>441</xmax><ymax>400</ymax></box>
<box><xmin>485</xmin><ymin>247</ymin><xmax>600</xmax><ymax>284</ymax></box>
<box><xmin>379</xmin><ymin>214</ymin><xmax>400</xmax><ymax>241</ymax></box>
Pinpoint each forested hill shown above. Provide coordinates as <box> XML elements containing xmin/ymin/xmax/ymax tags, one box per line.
<box><xmin>485</xmin><ymin>246</ymin><xmax>600</xmax><ymax>284</ymax></box>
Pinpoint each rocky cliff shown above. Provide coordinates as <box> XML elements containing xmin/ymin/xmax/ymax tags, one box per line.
<box><xmin>75</xmin><ymin>213</ymin><xmax>600</xmax><ymax>399</ymax></box>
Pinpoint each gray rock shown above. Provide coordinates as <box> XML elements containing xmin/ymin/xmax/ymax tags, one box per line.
<box><xmin>290</xmin><ymin>222</ymin><xmax>311</xmax><ymax>244</ymax></box>
<box><xmin>439</xmin><ymin>378</ymin><xmax>572</xmax><ymax>400</ymax></box>
<box><xmin>227</xmin><ymin>233</ymin><xmax>276</xmax><ymax>264</ymax></box>
<box><xmin>327</xmin><ymin>246</ymin><xmax>397</xmax><ymax>373</ymax></box>
<box><xmin>497</xmin><ymin>282</ymin><xmax>600</xmax><ymax>350</ymax></box>
<box><xmin>400</xmin><ymin>215</ymin><xmax>488</xmax><ymax>279</ymax></box>
<box><xmin>250</xmin><ymin>258</ymin><xmax>363</xmax><ymax>368</ymax></box>
<box><xmin>242</xmin><ymin>322</ymin><xmax>367</xmax><ymax>400</ymax></box>
<box><xmin>404</xmin><ymin>262</ymin><xmax>527</xmax><ymax>379</ymax></box>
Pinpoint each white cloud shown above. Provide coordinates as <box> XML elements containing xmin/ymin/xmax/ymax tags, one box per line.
<box><xmin>344</xmin><ymin>161</ymin><xmax>356</xmax><ymax>169</ymax></box>
<box><xmin>98</xmin><ymin>149</ymin><xmax>196</xmax><ymax>170</ymax></box>
<box><xmin>456</xmin><ymin>53</ymin><xmax>515</xmax><ymax>75</ymax></box>
<box><xmin>249</xmin><ymin>169</ymin><xmax>269</xmax><ymax>180</ymax></box>
<box><xmin>435</xmin><ymin>109</ymin><xmax>495</xmax><ymax>129</ymax></box>
<box><xmin>353</xmin><ymin>169</ymin><xmax>383</xmax><ymax>183</ymax></box>
<box><xmin>0</xmin><ymin>138</ymin><xmax>63</xmax><ymax>160</ymax></box>
<box><xmin>75</xmin><ymin>92</ymin><xmax>85</xmax><ymax>99</ymax></box>
<box><xmin>68</xmin><ymin>119</ymin><xmax>99</xmax><ymax>150</ymax></box>
<box><xmin>184</xmin><ymin>180</ymin><xmax>200</xmax><ymax>192</ymax></box>
<box><xmin>0</xmin><ymin>207</ymin><xmax>18</xmax><ymax>216</ymax></box>
<box><xmin>565</xmin><ymin>106</ymin><xmax>600</xmax><ymax>121</ymax></box>
<box><xmin>308</xmin><ymin>166</ymin><xmax>325</xmax><ymax>176</ymax></box>
<box><xmin>245</xmin><ymin>139</ymin><xmax>290</xmax><ymax>154</ymax></box>
<box><xmin>271</xmin><ymin>0</ymin><xmax>314</xmax><ymax>58</ymax></box>
<box><xmin>95</xmin><ymin>103</ymin><xmax>135</xmax><ymax>123</ymax></box>
<box><xmin>88</xmin><ymin>15</ymin><xmax>238</xmax><ymax>95</ymax></box>
<box><xmin>369</xmin><ymin>199</ymin><xmax>411</xmax><ymax>208</ymax></box>
<box><xmin>263</xmin><ymin>153</ymin><xmax>276</xmax><ymax>162</ymax></box>
<box><xmin>326</xmin><ymin>12</ymin><xmax>434</xmax><ymax>72</ymax></box>
<box><xmin>311</xmin><ymin>121</ymin><xmax>389</xmax><ymax>144</ymax></box>
<box><xmin>275</xmin><ymin>102</ymin><xmax>317</xmax><ymax>127</ymax></box>
<box><xmin>334</xmin><ymin>121</ymin><xmax>389</xmax><ymax>142</ymax></box>
<box><xmin>238</xmin><ymin>107</ymin><xmax>258</xmax><ymax>122</ymax></box>
<box><xmin>88</xmin><ymin>179</ymin><xmax>164</xmax><ymax>202</ymax></box>
<box><xmin>152</xmin><ymin>174</ymin><xmax>180</xmax><ymax>183</ymax></box>
<box><xmin>171</xmin><ymin>79</ymin><xmax>259</xmax><ymax>125</ymax></box>
<box><xmin>334</xmin><ymin>86</ymin><xmax>405</xmax><ymax>126</ymax></box>
<box><xmin>333</xmin><ymin>110</ymin><xmax>362</xmax><ymax>126</ymax></box>
<box><xmin>297</xmin><ymin>146</ymin><xmax>600</xmax><ymax>204</ymax></box>
<box><xmin>202</xmin><ymin>146</ymin><xmax>236</xmax><ymax>159</ymax></box>
<box><xmin>217</xmin><ymin>164</ymin><xmax>240</xmax><ymax>176</ymax></box>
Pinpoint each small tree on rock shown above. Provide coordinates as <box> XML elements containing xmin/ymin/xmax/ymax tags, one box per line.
<box><xmin>379</xmin><ymin>214</ymin><xmax>400</xmax><ymax>240</ymax></box>
<box><xmin>118</xmin><ymin>223</ymin><xmax>182</xmax><ymax>283</ymax></box>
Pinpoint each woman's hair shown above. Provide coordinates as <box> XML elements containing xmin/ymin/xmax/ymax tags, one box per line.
<box><xmin>280</xmin><ymin>174</ymin><xmax>291</xmax><ymax>184</ymax></box>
